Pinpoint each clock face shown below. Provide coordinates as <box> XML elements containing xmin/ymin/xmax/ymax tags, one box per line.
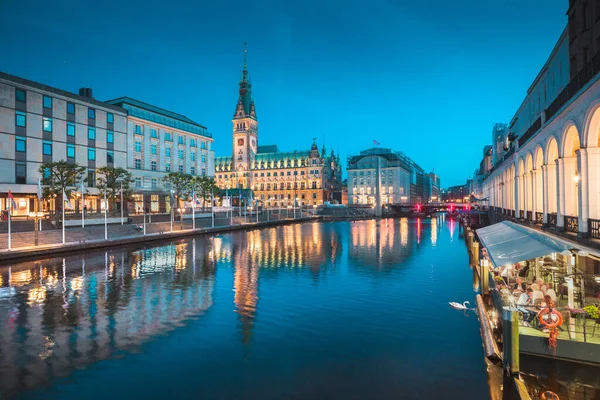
<box><xmin>238</xmin><ymin>138</ymin><xmax>244</xmax><ymax>146</ymax></box>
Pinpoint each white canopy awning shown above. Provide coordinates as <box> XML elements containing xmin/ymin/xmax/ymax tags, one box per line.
<box><xmin>476</xmin><ymin>221</ymin><xmax>574</xmax><ymax>268</ymax></box>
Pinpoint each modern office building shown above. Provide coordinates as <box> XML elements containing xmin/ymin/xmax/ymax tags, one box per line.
<box><xmin>0</xmin><ymin>72</ymin><xmax>128</xmax><ymax>215</ymax></box>
<box><xmin>105</xmin><ymin>97</ymin><xmax>215</xmax><ymax>214</ymax></box>
<box><xmin>214</xmin><ymin>49</ymin><xmax>342</xmax><ymax>206</ymax></box>
<box><xmin>424</xmin><ymin>171</ymin><xmax>441</xmax><ymax>202</ymax></box>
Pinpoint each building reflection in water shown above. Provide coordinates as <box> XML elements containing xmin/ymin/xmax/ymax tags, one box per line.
<box><xmin>0</xmin><ymin>222</ymin><xmax>347</xmax><ymax>397</ymax></box>
<box><xmin>0</xmin><ymin>240</ymin><xmax>216</xmax><ymax>397</ymax></box>
<box><xmin>350</xmin><ymin>218</ymin><xmax>424</xmax><ymax>270</ymax></box>
<box><xmin>230</xmin><ymin>223</ymin><xmax>342</xmax><ymax>344</ymax></box>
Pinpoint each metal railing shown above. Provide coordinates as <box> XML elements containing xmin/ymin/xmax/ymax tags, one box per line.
<box><xmin>589</xmin><ymin>219</ymin><xmax>600</xmax><ymax>239</ymax></box>
<box><xmin>548</xmin><ymin>213</ymin><xmax>557</xmax><ymax>227</ymax></box>
<box><xmin>518</xmin><ymin>117</ymin><xmax>542</xmax><ymax>147</ymax></box>
<box><xmin>564</xmin><ymin>215</ymin><xmax>578</xmax><ymax>233</ymax></box>
<box><xmin>536</xmin><ymin>212</ymin><xmax>544</xmax><ymax>224</ymax></box>
<box><xmin>545</xmin><ymin>51</ymin><xmax>600</xmax><ymax>122</ymax></box>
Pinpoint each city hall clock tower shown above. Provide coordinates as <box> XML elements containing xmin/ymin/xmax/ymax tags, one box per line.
<box><xmin>232</xmin><ymin>43</ymin><xmax>258</xmax><ymax>189</ymax></box>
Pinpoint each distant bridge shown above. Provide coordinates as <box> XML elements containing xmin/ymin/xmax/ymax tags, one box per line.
<box><xmin>389</xmin><ymin>202</ymin><xmax>473</xmax><ymax>215</ymax></box>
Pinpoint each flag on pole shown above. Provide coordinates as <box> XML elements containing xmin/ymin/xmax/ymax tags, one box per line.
<box><xmin>7</xmin><ymin>190</ymin><xmax>17</xmax><ymax>210</ymax></box>
<box><xmin>193</xmin><ymin>192</ymin><xmax>201</xmax><ymax>206</ymax></box>
<box><xmin>373</xmin><ymin>139</ymin><xmax>380</xmax><ymax>146</ymax></box>
<box><xmin>63</xmin><ymin>189</ymin><xmax>74</xmax><ymax>210</ymax></box>
<box><xmin>37</xmin><ymin>179</ymin><xmax>43</xmax><ymax>200</ymax></box>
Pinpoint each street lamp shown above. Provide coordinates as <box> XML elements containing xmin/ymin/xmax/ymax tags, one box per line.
<box><xmin>573</xmin><ymin>174</ymin><xmax>580</xmax><ymax>185</ymax></box>
<box><xmin>116</xmin><ymin>177</ymin><xmax>124</xmax><ymax>225</ymax></box>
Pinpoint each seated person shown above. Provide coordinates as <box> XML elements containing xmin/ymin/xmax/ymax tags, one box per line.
<box><xmin>501</xmin><ymin>264</ymin><xmax>515</xmax><ymax>281</ymax></box>
<box><xmin>512</xmin><ymin>277</ymin><xmax>526</xmax><ymax>292</ymax></box>
<box><xmin>545</xmin><ymin>283</ymin><xmax>557</xmax><ymax>302</ymax></box>
<box><xmin>516</xmin><ymin>289</ymin><xmax>536</xmax><ymax>325</ymax></box>
<box><xmin>537</xmin><ymin>279</ymin><xmax>547</xmax><ymax>294</ymax></box>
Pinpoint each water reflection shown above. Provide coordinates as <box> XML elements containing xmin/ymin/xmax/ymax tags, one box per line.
<box><xmin>0</xmin><ymin>219</ymin><xmax>487</xmax><ymax>399</ymax></box>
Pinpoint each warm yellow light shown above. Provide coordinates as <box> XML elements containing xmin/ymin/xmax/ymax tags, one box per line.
<box><xmin>573</xmin><ymin>174</ymin><xmax>580</xmax><ymax>184</ymax></box>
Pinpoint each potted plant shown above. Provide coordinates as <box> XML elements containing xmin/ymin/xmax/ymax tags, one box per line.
<box><xmin>583</xmin><ymin>305</ymin><xmax>600</xmax><ymax>320</ymax></box>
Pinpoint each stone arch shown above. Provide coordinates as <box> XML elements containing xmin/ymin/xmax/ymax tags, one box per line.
<box><xmin>561</xmin><ymin>122</ymin><xmax>581</xmax><ymax>158</ymax></box>
<box><xmin>562</xmin><ymin>123</ymin><xmax>581</xmax><ymax>217</ymax></box>
<box><xmin>525</xmin><ymin>152</ymin><xmax>534</xmax><ymax>213</ymax></box>
<box><xmin>583</xmin><ymin>101</ymin><xmax>600</xmax><ymax>219</ymax></box>
<box><xmin>582</xmin><ymin>100</ymin><xmax>600</xmax><ymax>148</ymax></box>
<box><xmin>546</xmin><ymin>136</ymin><xmax>559</xmax><ymax>214</ymax></box>
<box><xmin>517</xmin><ymin>159</ymin><xmax>525</xmax><ymax>214</ymax></box>
<box><xmin>534</xmin><ymin>146</ymin><xmax>544</xmax><ymax>213</ymax></box>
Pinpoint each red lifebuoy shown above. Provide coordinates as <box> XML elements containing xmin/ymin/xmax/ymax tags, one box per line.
<box><xmin>540</xmin><ymin>390</ymin><xmax>560</xmax><ymax>400</ymax></box>
<box><xmin>538</xmin><ymin>309</ymin><xmax>563</xmax><ymax>329</ymax></box>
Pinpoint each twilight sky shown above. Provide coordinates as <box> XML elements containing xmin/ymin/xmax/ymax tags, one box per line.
<box><xmin>1</xmin><ymin>0</ymin><xmax>567</xmax><ymax>186</ymax></box>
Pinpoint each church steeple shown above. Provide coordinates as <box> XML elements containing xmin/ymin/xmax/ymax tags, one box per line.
<box><xmin>234</xmin><ymin>42</ymin><xmax>256</xmax><ymax>120</ymax></box>
<box><xmin>232</xmin><ymin>42</ymin><xmax>258</xmax><ymax>190</ymax></box>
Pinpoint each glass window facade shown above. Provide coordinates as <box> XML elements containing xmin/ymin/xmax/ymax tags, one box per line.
<box><xmin>43</xmin><ymin>141</ymin><xmax>52</xmax><ymax>155</ymax></box>
<box><xmin>43</xmin><ymin>96</ymin><xmax>52</xmax><ymax>109</ymax></box>
<box><xmin>88</xmin><ymin>108</ymin><xmax>95</xmax><ymax>119</ymax></box>
<box><xmin>67</xmin><ymin>144</ymin><xmax>75</xmax><ymax>158</ymax></box>
<box><xmin>107</xmin><ymin>112</ymin><xmax>114</xmax><ymax>124</ymax></box>
<box><xmin>88</xmin><ymin>148</ymin><xmax>95</xmax><ymax>160</ymax></box>
<box><xmin>88</xmin><ymin>127</ymin><xmax>95</xmax><ymax>140</ymax></box>
<box><xmin>15</xmin><ymin>111</ymin><xmax>26</xmax><ymax>127</ymax></box>
<box><xmin>43</xmin><ymin>118</ymin><xmax>52</xmax><ymax>132</ymax></box>
<box><xmin>67</xmin><ymin>122</ymin><xmax>75</xmax><ymax>136</ymax></box>
<box><xmin>107</xmin><ymin>131</ymin><xmax>114</xmax><ymax>143</ymax></box>
<box><xmin>15</xmin><ymin>137</ymin><xmax>26</xmax><ymax>152</ymax></box>
<box><xmin>15</xmin><ymin>89</ymin><xmax>26</xmax><ymax>102</ymax></box>
<box><xmin>67</xmin><ymin>102</ymin><xmax>75</xmax><ymax>114</ymax></box>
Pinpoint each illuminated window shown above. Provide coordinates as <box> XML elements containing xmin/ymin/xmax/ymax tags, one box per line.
<box><xmin>67</xmin><ymin>144</ymin><xmax>75</xmax><ymax>158</ymax></box>
<box><xmin>135</xmin><ymin>125</ymin><xmax>142</xmax><ymax>134</ymax></box>
<box><xmin>88</xmin><ymin>127</ymin><xmax>95</xmax><ymax>140</ymax></box>
<box><xmin>151</xmin><ymin>144</ymin><xmax>157</xmax><ymax>155</ymax></box>
<box><xmin>151</xmin><ymin>129</ymin><xmax>158</xmax><ymax>138</ymax></box>
<box><xmin>67</xmin><ymin>122</ymin><xmax>75</xmax><ymax>136</ymax></box>
<box><xmin>135</xmin><ymin>141</ymin><xmax>141</xmax><ymax>152</ymax></box>
<box><xmin>178</xmin><ymin>150</ymin><xmax>183</xmax><ymax>159</ymax></box>
<box><xmin>107</xmin><ymin>131</ymin><xmax>114</xmax><ymax>143</ymax></box>
<box><xmin>88</xmin><ymin>148</ymin><xmax>95</xmax><ymax>160</ymax></box>
<box><xmin>107</xmin><ymin>112</ymin><xmax>114</xmax><ymax>124</ymax></box>
<box><xmin>43</xmin><ymin>117</ymin><xmax>52</xmax><ymax>132</ymax></box>
<box><xmin>166</xmin><ymin>148</ymin><xmax>171</xmax><ymax>157</ymax></box>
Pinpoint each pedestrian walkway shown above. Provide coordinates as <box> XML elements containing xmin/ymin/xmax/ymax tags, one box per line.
<box><xmin>0</xmin><ymin>211</ymin><xmax>314</xmax><ymax>260</ymax></box>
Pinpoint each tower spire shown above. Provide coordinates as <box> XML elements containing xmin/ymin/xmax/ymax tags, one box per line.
<box><xmin>243</xmin><ymin>41</ymin><xmax>247</xmax><ymax>71</ymax></box>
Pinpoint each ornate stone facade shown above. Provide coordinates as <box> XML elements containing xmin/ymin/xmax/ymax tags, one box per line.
<box><xmin>214</xmin><ymin>49</ymin><xmax>342</xmax><ymax>206</ymax></box>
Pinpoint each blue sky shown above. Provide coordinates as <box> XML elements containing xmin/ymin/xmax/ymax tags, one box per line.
<box><xmin>2</xmin><ymin>0</ymin><xmax>567</xmax><ymax>186</ymax></box>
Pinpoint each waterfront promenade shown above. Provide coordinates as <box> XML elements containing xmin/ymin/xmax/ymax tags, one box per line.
<box><xmin>0</xmin><ymin>211</ymin><xmax>315</xmax><ymax>261</ymax></box>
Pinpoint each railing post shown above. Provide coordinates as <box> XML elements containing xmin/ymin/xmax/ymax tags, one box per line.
<box><xmin>480</xmin><ymin>258</ymin><xmax>489</xmax><ymax>294</ymax></box>
<box><xmin>502</xmin><ymin>307</ymin><xmax>520</xmax><ymax>375</ymax></box>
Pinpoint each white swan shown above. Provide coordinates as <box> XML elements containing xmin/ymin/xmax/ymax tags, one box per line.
<box><xmin>449</xmin><ymin>301</ymin><xmax>470</xmax><ymax>310</ymax></box>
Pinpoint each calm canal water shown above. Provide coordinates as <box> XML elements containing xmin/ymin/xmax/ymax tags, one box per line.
<box><xmin>0</xmin><ymin>218</ymin><xmax>489</xmax><ymax>399</ymax></box>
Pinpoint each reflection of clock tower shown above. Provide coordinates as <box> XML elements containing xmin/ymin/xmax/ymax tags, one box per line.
<box><xmin>232</xmin><ymin>43</ymin><xmax>258</xmax><ymax>189</ymax></box>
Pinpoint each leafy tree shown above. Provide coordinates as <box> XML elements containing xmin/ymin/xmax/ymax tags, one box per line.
<box><xmin>163</xmin><ymin>172</ymin><xmax>192</xmax><ymax>209</ymax></box>
<box><xmin>95</xmin><ymin>167</ymin><xmax>133</xmax><ymax>210</ymax></box>
<box><xmin>39</xmin><ymin>161</ymin><xmax>86</xmax><ymax>217</ymax></box>
<box><xmin>192</xmin><ymin>176</ymin><xmax>219</xmax><ymax>211</ymax></box>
